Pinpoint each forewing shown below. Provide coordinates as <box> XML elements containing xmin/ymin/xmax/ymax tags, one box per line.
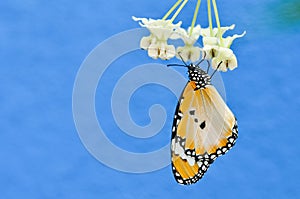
<box><xmin>171</xmin><ymin>81</ymin><xmax>238</xmax><ymax>185</ymax></box>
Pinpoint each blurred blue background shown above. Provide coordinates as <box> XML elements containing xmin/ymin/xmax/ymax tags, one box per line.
<box><xmin>1</xmin><ymin>0</ymin><xmax>300</xmax><ymax>198</ymax></box>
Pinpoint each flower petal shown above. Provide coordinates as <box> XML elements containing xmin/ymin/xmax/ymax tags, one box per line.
<box><xmin>186</xmin><ymin>25</ymin><xmax>201</xmax><ymax>44</ymax></box>
<box><xmin>170</xmin><ymin>27</ymin><xmax>186</xmax><ymax>40</ymax></box>
<box><xmin>211</xmin><ymin>47</ymin><xmax>238</xmax><ymax>71</ymax></box>
<box><xmin>149</xmin><ymin>26</ymin><xmax>173</xmax><ymax>41</ymax></box>
<box><xmin>202</xmin><ymin>36</ymin><xmax>218</xmax><ymax>46</ymax></box>
<box><xmin>148</xmin><ymin>43</ymin><xmax>159</xmax><ymax>59</ymax></box>
<box><xmin>202</xmin><ymin>45</ymin><xmax>219</xmax><ymax>59</ymax></box>
<box><xmin>227</xmin><ymin>53</ymin><xmax>238</xmax><ymax>71</ymax></box>
<box><xmin>223</xmin><ymin>31</ymin><xmax>246</xmax><ymax>48</ymax></box>
<box><xmin>147</xmin><ymin>43</ymin><xmax>176</xmax><ymax>60</ymax></box>
<box><xmin>189</xmin><ymin>46</ymin><xmax>201</xmax><ymax>62</ymax></box>
<box><xmin>171</xmin><ymin>25</ymin><xmax>201</xmax><ymax>45</ymax></box>
<box><xmin>217</xmin><ymin>24</ymin><xmax>235</xmax><ymax>37</ymax></box>
<box><xmin>176</xmin><ymin>45</ymin><xmax>201</xmax><ymax>62</ymax></box>
<box><xmin>165</xmin><ymin>46</ymin><xmax>176</xmax><ymax>60</ymax></box>
<box><xmin>212</xmin><ymin>58</ymin><xmax>227</xmax><ymax>72</ymax></box>
<box><xmin>200</xmin><ymin>24</ymin><xmax>235</xmax><ymax>37</ymax></box>
<box><xmin>140</xmin><ymin>36</ymin><xmax>153</xmax><ymax>50</ymax></box>
<box><xmin>159</xmin><ymin>43</ymin><xmax>176</xmax><ymax>60</ymax></box>
<box><xmin>132</xmin><ymin>16</ymin><xmax>151</xmax><ymax>27</ymax></box>
<box><xmin>200</xmin><ymin>27</ymin><xmax>211</xmax><ymax>37</ymax></box>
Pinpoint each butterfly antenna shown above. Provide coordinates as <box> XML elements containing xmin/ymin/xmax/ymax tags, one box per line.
<box><xmin>195</xmin><ymin>58</ymin><xmax>205</xmax><ymax>67</ymax></box>
<box><xmin>206</xmin><ymin>60</ymin><xmax>210</xmax><ymax>73</ymax></box>
<box><xmin>211</xmin><ymin>61</ymin><xmax>222</xmax><ymax>78</ymax></box>
<box><xmin>177</xmin><ymin>52</ymin><xmax>188</xmax><ymax>67</ymax></box>
<box><xmin>196</xmin><ymin>51</ymin><xmax>206</xmax><ymax>67</ymax></box>
<box><xmin>167</xmin><ymin>64</ymin><xmax>186</xmax><ymax>67</ymax></box>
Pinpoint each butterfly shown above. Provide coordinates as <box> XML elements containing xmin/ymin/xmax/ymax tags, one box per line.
<box><xmin>170</xmin><ymin>60</ymin><xmax>238</xmax><ymax>185</ymax></box>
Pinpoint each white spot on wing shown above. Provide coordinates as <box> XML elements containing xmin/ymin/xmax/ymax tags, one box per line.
<box><xmin>186</xmin><ymin>156</ymin><xmax>195</xmax><ymax>166</ymax></box>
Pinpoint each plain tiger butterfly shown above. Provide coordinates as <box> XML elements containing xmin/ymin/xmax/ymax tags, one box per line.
<box><xmin>170</xmin><ymin>60</ymin><xmax>238</xmax><ymax>185</ymax></box>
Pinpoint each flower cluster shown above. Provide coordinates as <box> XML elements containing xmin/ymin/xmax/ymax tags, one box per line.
<box><xmin>133</xmin><ymin>0</ymin><xmax>246</xmax><ymax>72</ymax></box>
<box><xmin>132</xmin><ymin>17</ymin><xmax>182</xmax><ymax>60</ymax></box>
<box><xmin>133</xmin><ymin>17</ymin><xmax>202</xmax><ymax>62</ymax></box>
<box><xmin>201</xmin><ymin>25</ymin><xmax>246</xmax><ymax>71</ymax></box>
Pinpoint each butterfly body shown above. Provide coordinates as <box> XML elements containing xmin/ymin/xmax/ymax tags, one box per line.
<box><xmin>187</xmin><ymin>64</ymin><xmax>211</xmax><ymax>90</ymax></box>
<box><xmin>171</xmin><ymin>64</ymin><xmax>238</xmax><ymax>185</ymax></box>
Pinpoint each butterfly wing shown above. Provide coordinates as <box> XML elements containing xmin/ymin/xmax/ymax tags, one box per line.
<box><xmin>171</xmin><ymin>81</ymin><xmax>238</xmax><ymax>185</ymax></box>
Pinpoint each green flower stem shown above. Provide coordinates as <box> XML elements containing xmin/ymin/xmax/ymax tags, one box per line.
<box><xmin>189</xmin><ymin>0</ymin><xmax>202</xmax><ymax>36</ymax></box>
<box><xmin>162</xmin><ymin>0</ymin><xmax>183</xmax><ymax>20</ymax></box>
<box><xmin>212</xmin><ymin>0</ymin><xmax>223</xmax><ymax>45</ymax></box>
<box><xmin>207</xmin><ymin>0</ymin><xmax>213</xmax><ymax>36</ymax></box>
<box><xmin>170</xmin><ymin>0</ymin><xmax>189</xmax><ymax>23</ymax></box>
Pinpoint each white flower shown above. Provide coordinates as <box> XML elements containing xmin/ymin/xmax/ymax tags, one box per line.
<box><xmin>132</xmin><ymin>16</ymin><xmax>182</xmax><ymax>60</ymax></box>
<box><xmin>211</xmin><ymin>47</ymin><xmax>237</xmax><ymax>72</ymax></box>
<box><xmin>200</xmin><ymin>24</ymin><xmax>245</xmax><ymax>71</ymax></box>
<box><xmin>173</xmin><ymin>25</ymin><xmax>202</xmax><ymax>62</ymax></box>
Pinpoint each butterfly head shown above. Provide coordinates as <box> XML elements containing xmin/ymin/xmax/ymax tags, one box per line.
<box><xmin>187</xmin><ymin>64</ymin><xmax>211</xmax><ymax>89</ymax></box>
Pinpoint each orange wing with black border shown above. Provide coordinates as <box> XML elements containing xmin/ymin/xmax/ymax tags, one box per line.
<box><xmin>171</xmin><ymin>81</ymin><xmax>238</xmax><ymax>185</ymax></box>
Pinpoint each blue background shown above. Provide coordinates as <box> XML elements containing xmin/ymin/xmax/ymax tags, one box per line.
<box><xmin>1</xmin><ymin>0</ymin><xmax>300</xmax><ymax>198</ymax></box>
